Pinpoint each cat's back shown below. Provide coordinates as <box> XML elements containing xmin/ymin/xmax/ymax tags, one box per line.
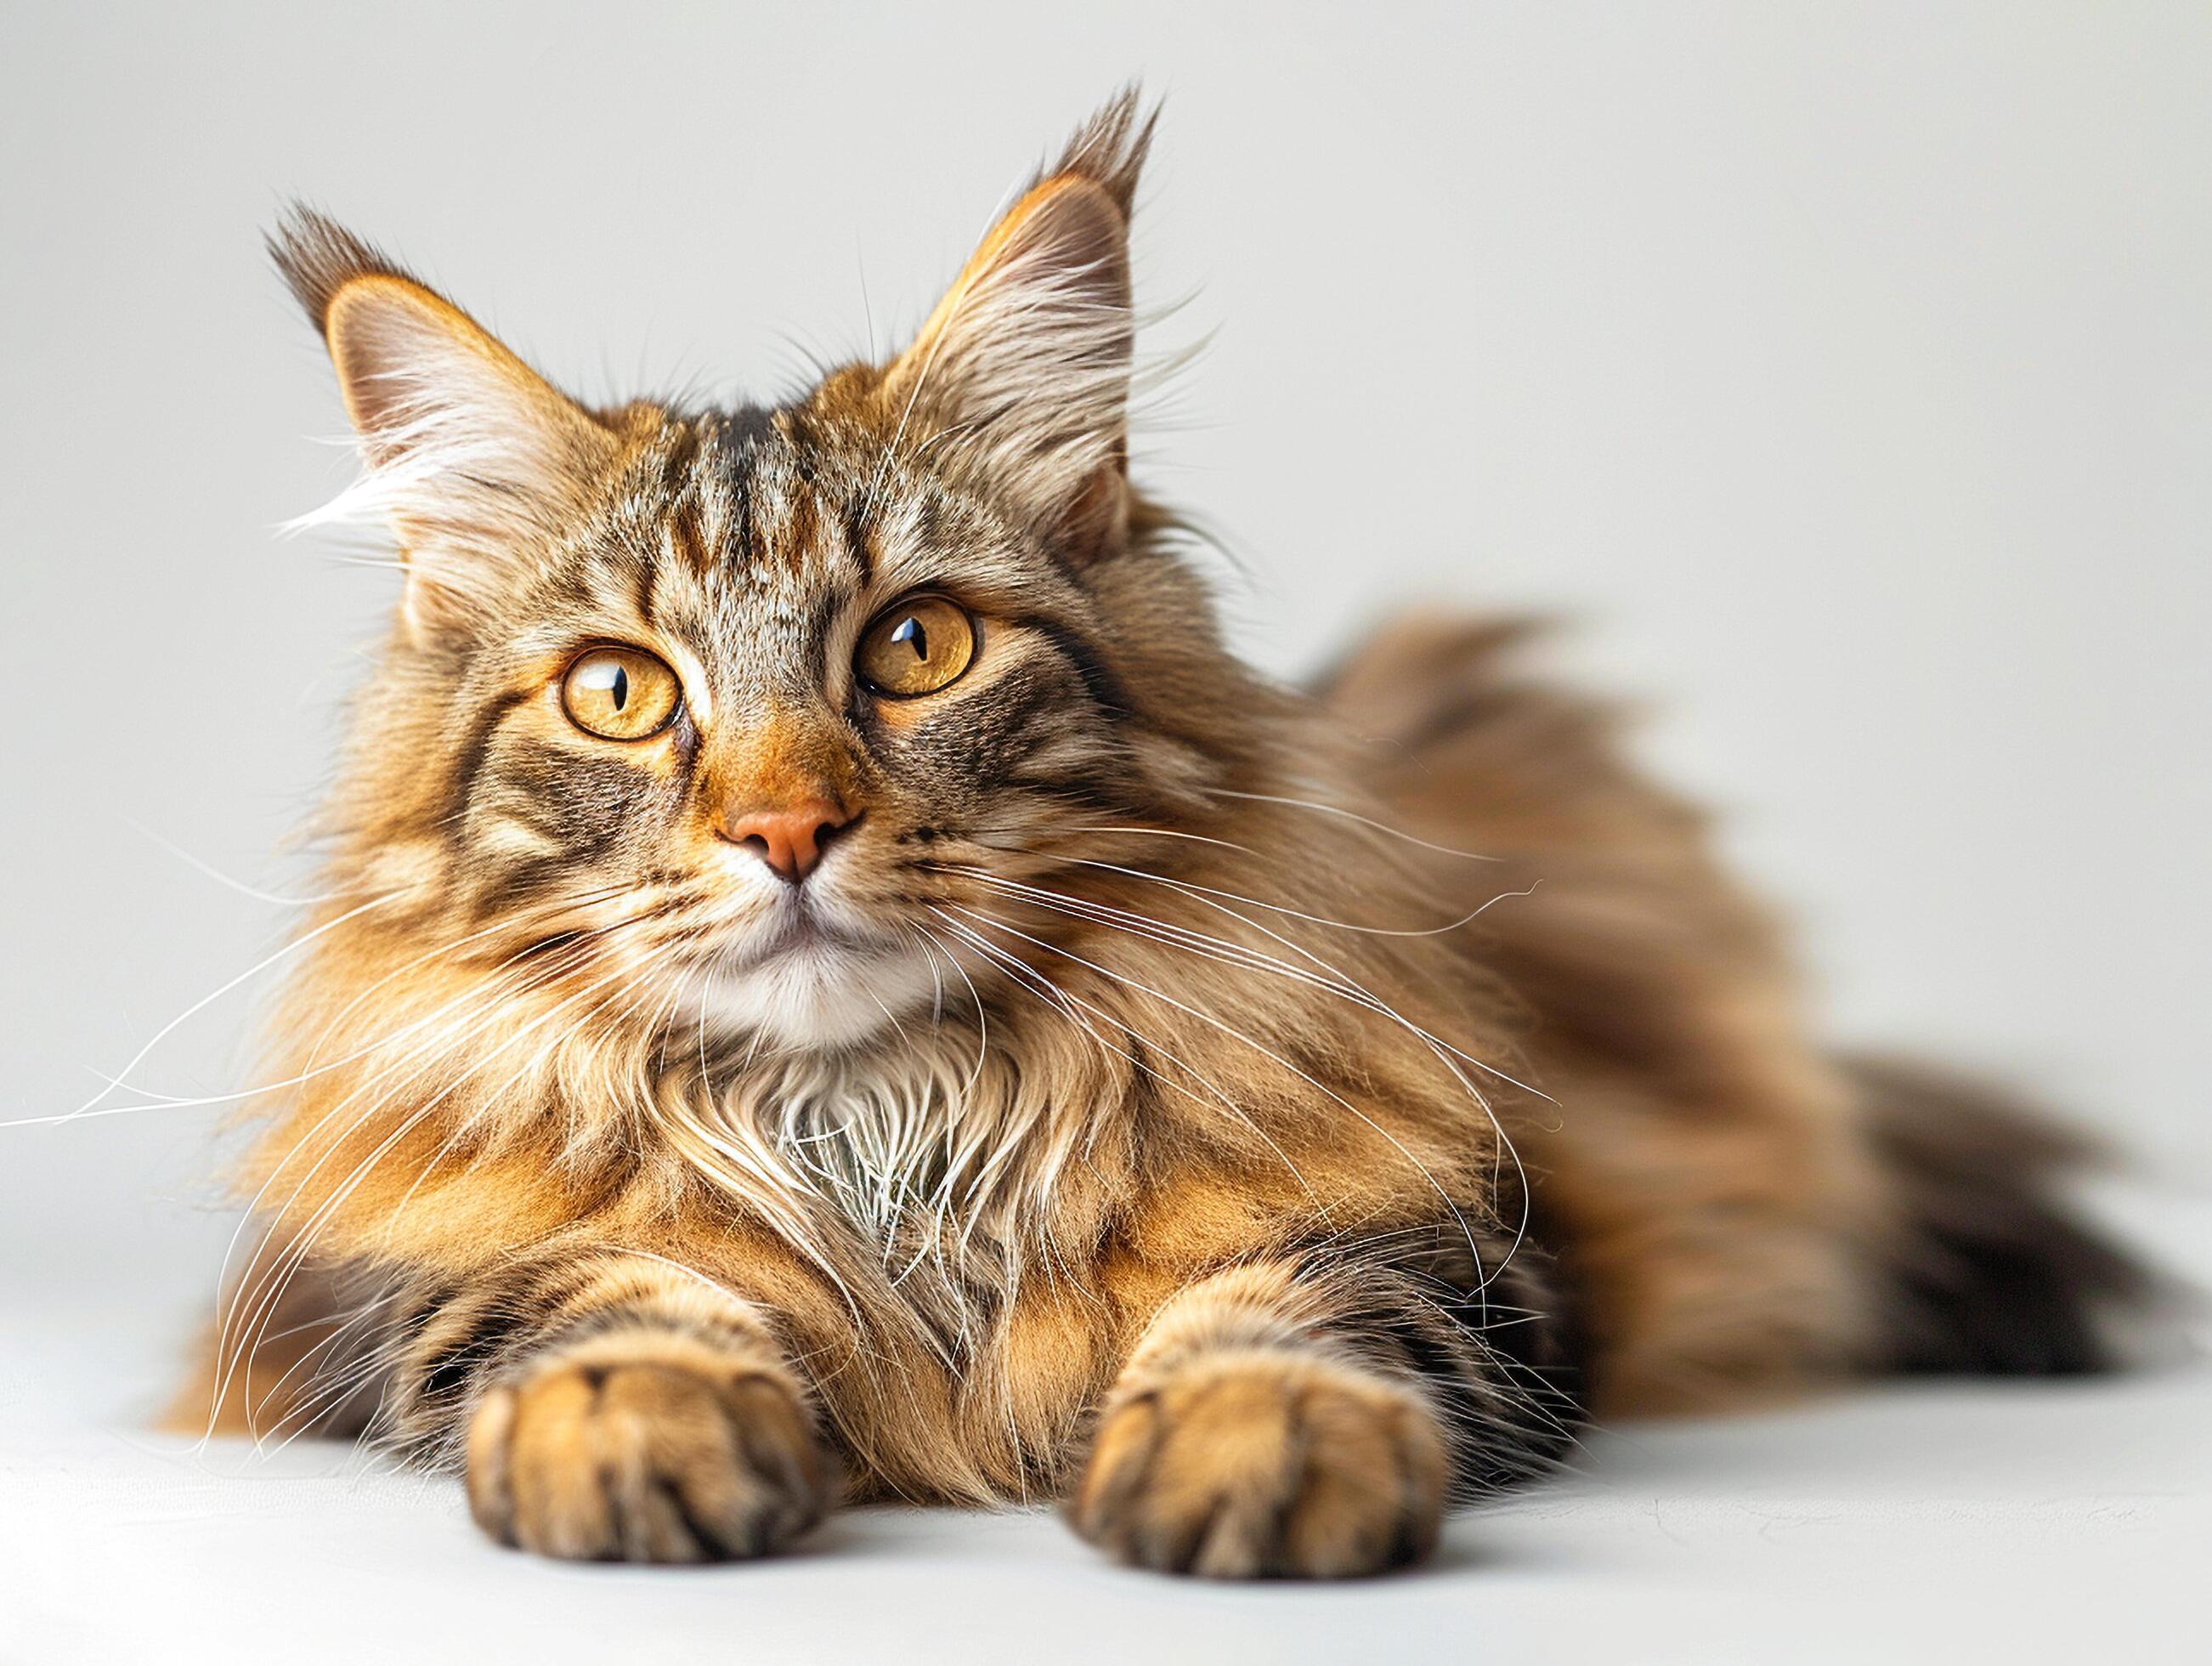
<box><xmin>1314</xmin><ymin>614</ymin><xmax>1889</xmax><ymax>1413</ymax></box>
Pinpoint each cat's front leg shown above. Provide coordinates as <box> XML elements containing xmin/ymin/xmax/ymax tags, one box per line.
<box><xmin>388</xmin><ymin>1250</ymin><xmax>831</xmax><ymax>1563</ymax></box>
<box><xmin>1071</xmin><ymin>1253</ymin><xmax>1579</xmax><ymax>1578</ymax></box>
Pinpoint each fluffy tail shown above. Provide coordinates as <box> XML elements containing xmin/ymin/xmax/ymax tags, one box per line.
<box><xmin>1851</xmin><ymin>1057</ymin><xmax>2152</xmax><ymax>1378</ymax></box>
<box><xmin>1314</xmin><ymin>611</ymin><xmax>2158</xmax><ymax>1390</ymax></box>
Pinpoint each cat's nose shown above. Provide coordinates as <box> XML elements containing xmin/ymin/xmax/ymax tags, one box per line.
<box><xmin>714</xmin><ymin>800</ymin><xmax>855</xmax><ymax>884</ymax></box>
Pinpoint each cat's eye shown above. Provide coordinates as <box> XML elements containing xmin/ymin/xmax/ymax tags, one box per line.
<box><xmin>559</xmin><ymin>645</ymin><xmax>682</xmax><ymax>740</ymax></box>
<box><xmin>856</xmin><ymin>595</ymin><xmax>977</xmax><ymax>699</ymax></box>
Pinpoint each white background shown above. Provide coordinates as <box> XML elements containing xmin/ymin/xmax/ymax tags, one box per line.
<box><xmin>2</xmin><ymin>5</ymin><xmax>2206</xmax><ymax>1660</ymax></box>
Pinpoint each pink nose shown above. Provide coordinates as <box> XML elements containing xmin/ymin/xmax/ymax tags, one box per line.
<box><xmin>714</xmin><ymin>800</ymin><xmax>852</xmax><ymax>883</ymax></box>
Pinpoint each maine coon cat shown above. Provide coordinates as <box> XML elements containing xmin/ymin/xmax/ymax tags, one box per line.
<box><xmin>173</xmin><ymin>92</ymin><xmax>2141</xmax><ymax>1577</ymax></box>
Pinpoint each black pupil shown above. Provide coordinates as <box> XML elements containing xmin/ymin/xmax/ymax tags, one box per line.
<box><xmin>609</xmin><ymin>664</ymin><xmax>629</xmax><ymax>710</ymax></box>
<box><xmin>891</xmin><ymin>616</ymin><xmax>927</xmax><ymax>660</ymax></box>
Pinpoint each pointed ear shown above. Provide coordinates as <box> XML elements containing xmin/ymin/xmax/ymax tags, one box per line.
<box><xmin>270</xmin><ymin>207</ymin><xmax>619</xmax><ymax>633</ymax></box>
<box><xmin>881</xmin><ymin>91</ymin><xmax>1154</xmax><ymax>554</ymax></box>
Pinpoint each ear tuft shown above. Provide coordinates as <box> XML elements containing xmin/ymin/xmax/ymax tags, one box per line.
<box><xmin>271</xmin><ymin>205</ymin><xmax>619</xmax><ymax>635</ymax></box>
<box><xmin>880</xmin><ymin>88</ymin><xmax>1160</xmax><ymax>550</ymax></box>
<box><xmin>1027</xmin><ymin>82</ymin><xmax>1157</xmax><ymax>223</ymax></box>
<box><xmin>268</xmin><ymin>203</ymin><xmax>427</xmax><ymax>342</ymax></box>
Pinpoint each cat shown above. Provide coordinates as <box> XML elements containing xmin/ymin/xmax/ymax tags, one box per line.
<box><xmin>171</xmin><ymin>89</ymin><xmax>2143</xmax><ymax>1577</ymax></box>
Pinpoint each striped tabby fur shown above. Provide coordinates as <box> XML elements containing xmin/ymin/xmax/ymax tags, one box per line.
<box><xmin>172</xmin><ymin>90</ymin><xmax>2142</xmax><ymax>1577</ymax></box>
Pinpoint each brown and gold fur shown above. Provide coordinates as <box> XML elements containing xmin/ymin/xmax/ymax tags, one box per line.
<box><xmin>172</xmin><ymin>94</ymin><xmax>2140</xmax><ymax>1577</ymax></box>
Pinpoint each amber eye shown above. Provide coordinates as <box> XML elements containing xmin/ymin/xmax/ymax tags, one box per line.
<box><xmin>559</xmin><ymin>645</ymin><xmax>682</xmax><ymax>740</ymax></box>
<box><xmin>855</xmin><ymin>595</ymin><xmax>977</xmax><ymax>699</ymax></box>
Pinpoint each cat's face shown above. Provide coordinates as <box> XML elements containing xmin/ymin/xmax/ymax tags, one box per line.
<box><xmin>285</xmin><ymin>96</ymin><xmax>1230</xmax><ymax>1051</ymax></box>
<box><xmin>423</xmin><ymin>408</ymin><xmax>1152</xmax><ymax>1050</ymax></box>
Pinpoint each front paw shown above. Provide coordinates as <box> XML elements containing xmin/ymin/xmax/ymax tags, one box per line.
<box><xmin>466</xmin><ymin>1329</ymin><xmax>829</xmax><ymax>1562</ymax></box>
<box><xmin>1070</xmin><ymin>1348</ymin><xmax>1446</xmax><ymax>1578</ymax></box>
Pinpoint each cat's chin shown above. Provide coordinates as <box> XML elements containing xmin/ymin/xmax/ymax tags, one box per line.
<box><xmin>682</xmin><ymin>938</ymin><xmax>942</xmax><ymax>1054</ymax></box>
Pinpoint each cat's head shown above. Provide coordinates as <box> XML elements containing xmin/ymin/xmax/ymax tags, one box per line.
<box><xmin>283</xmin><ymin>92</ymin><xmax>1255</xmax><ymax>1052</ymax></box>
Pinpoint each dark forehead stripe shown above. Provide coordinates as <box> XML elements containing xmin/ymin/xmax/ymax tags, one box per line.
<box><xmin>636</xmin><ymin>518</ymin><xmax>674</xmax><ymax>622</ymax></box>
<box><xmin>769</xmin><ymin>401</ymin><xmax>871</xmax><ymax>584</ymax></box>
<box><xmin>699</xmin><ymin>403</ymin><xmax>782</xmax><ymax>575</ymax></box>
<box><xmin>686</xmin><ymin>401</ymin><xmax>867</xmax><ymax>586</ymax></box>
<box><xmin>651</xmin><ymin>420</ymin><xmax>704</xmax><ymax>492</ymax></box>
<box><xmin>662</xmin><ymin>511</ymin><xmax>708</xmax><ymax>587</ymax></box>
<box><xmin>836</xmin><ymin>495</ymin><xmax>876</xmax><ymax>589</ymax></box>
<box><xmin>715</xmin><ymin>402</ymin><xmax>778</xmax><ymax>456</ymax></box>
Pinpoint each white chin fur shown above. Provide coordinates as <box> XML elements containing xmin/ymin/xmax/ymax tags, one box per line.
<box><xmin>687</xmin><ymin>940</ymin><xmax>942</xmax><ymax>1051</ymax></box>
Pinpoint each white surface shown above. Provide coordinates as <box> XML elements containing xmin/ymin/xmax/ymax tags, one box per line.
<box><xmin>5</xmin><ymin>4</ymin><xmax>2209</xmax><ymax>1662</ymax></box>
<box><xmin>6</xmin><ymin>1196</ymin><xmax>2208</xmax><ymax>1665</ymax></box>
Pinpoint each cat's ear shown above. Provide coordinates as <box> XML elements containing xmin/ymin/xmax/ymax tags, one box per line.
<box><xmin>881</xmin><ymin>90</ymin><xmax>1155</xmax><ymax>556</ymax></box>
<box><xmin>270</xmin><ymin>206</ymin><xmax>619</xmax><ymax>633</ymax></box>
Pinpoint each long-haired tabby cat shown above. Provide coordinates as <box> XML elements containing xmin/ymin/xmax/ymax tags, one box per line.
<box><xmin>173</xmin><ymin>91</ymin><xmax>2142</xmax><ymax>1577</ymax></box>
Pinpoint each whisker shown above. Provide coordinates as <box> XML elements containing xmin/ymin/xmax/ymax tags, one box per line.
<box><xmin>1202</xmin><ymin>786</ymin><xmax>1503</xmax><ymax>863</ymax></box>
<box><xmin>206</xmin><ymin>915</ymin><xmax>676</xmax><ymax>1436</ymax></box>
<box><xmin>940</xmin><ymin>859</ymin><xmax>1554</xmax><ymax>1104</ymax></box>
<box><xmin>1069</xmin><ymin>856</ymin><xmax>1539</xmax><ymax>938</ymax></box>
<box><xmin>13</xmin><ymin>889</ymin><xmax>640</xmax><ymax>1129</ymax></box>
<box><xmin>122</xmin><ymin>815</ymin><xmax>371</xmax><ymax>908</ymax></box>
<box><xmin>933</xmin><ymin>861</ymin><xmax>1541</xmax><ymax>1292</ymax></box>
<box><xmin>926</xmin><ymin>910</ymin><xmax>1322</xmax><ymax>1216</ymax></box>
<box><xmin>945</xmin><ymin>902</ymin><xmax>1493</xmax><ymax>1284</ymax></box>
<box><xmin>50</xmin><ymin>889</ymin><xmax>404</xmax><ymax>1127</ymax></box>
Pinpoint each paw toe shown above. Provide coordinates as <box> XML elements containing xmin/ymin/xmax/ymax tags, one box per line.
<box><xmin>1072</xmin><ymin>1352</ymin><xmax>1445</xmax><ymax>1579</ymax></box>
<box><xmin>466</xmin><ymin>1340</ymin><xmax>827</xmax><ymax>1564</ymax></box>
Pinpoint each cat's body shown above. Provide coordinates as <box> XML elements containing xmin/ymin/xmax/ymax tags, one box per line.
<box><xmin>175</xmin><ymin>94</ymin><xmax>2139</xmax><ymax>1576</ymax></box>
